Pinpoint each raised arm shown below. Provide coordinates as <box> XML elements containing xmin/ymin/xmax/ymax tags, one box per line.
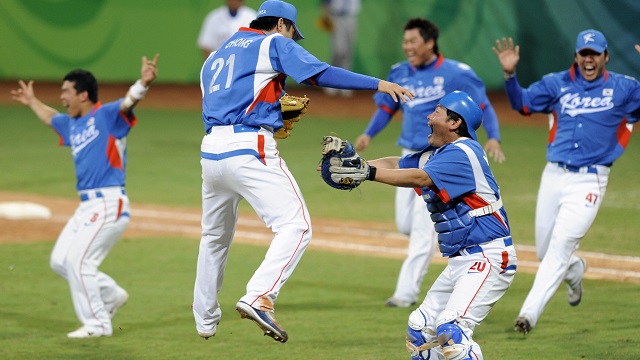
<box><xmin>10</xmin><ymin>80</ymin><xmax>58</xmax><ymax>126</ymax></box>
<box><xmin>492</xmin><ymin>37</ymin><xmax>520</xmax><ymax>79</ymax></box>
<box><xmin>120</xmin><ymin>53</ymin><xmax>159</xmax><ymax>112</ymax></box>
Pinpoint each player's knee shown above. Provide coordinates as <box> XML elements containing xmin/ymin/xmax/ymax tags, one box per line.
<box><xmin>435</xmin><ymin>310</ymin><xmax>472</xmax><ymax>360</ymax></box>
<box><xmin>407</xmin><ymin>309</ymin><xmax>439</xmax><ymax>360</ymax></box>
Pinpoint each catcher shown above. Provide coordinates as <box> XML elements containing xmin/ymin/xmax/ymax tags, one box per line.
<box><xmin>320</xmin><ymin>91</ymin><xmax>516</xmax><ymax>360</ymax></box>
<box><xmin>193</xmin><ymin>0</ymin><xmax>414</xmax><ymax>344</ymax></box>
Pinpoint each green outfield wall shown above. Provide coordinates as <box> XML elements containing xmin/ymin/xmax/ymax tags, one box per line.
<box><xmin>1</xmin><ymin>0</ymin><xmax>637</xmax><ymax>89</ymax></box>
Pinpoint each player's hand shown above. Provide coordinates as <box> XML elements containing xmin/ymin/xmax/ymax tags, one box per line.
<box><xmin>10</xmin><ymin>80</ymin><xmax>35</xmax><ymax>106</ymax></box>
<box><xmin>141</xmin><ymin>54</ymin><xmax>159</xmax><ymax>87</ymax></box>
<box><xmin>355</xmin><ymin>134</ymin><xmax>371</xmax><ymax>152</ymax></box>
<box><xmin>377</xmin><ymin>80</ymin><xmax>414</xmax><ymax>103</ymax></box>
<box><xmin>635</xmin><ymin>44</ymin><xmax>640</xmax><ymax>54</ymax></box>
<box><xmin>492</xmin><ymin>37</ymin><xmax>520</xmax><ymax>77</ymax></box>
<box><xmin>484</xmin><ymin>138</ymin><xmax>505</xmax><ymax>164</ymax></box>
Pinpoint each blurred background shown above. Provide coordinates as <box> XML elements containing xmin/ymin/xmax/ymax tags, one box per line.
<box><xmin>0</xmin><ymin>0</ymin><xmax>638</xmax><ymax>90</ymax></box>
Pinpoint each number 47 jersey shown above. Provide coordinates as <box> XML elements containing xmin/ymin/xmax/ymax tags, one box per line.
<box><xmin>199</xmin><ymin>27</ymin><xmax>329</xmax><ymax>134</ymax></box>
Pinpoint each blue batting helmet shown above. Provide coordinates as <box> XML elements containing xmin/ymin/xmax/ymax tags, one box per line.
<box><xmin>438</xmin><ymin>90</ymin><xmax>483</xmax><ymax>141</ymax></box>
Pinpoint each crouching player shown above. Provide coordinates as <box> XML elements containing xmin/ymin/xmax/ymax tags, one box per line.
<box><xmin>351</xmin><ymin>91</ymin><xmax>517</xmax><ymax>359</ymax></box>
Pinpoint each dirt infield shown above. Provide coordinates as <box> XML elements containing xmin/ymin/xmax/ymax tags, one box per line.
<box><xmin>2</xmin><ymin>82</ymin><xmax>638</xmax><ymax>284</ymax></box>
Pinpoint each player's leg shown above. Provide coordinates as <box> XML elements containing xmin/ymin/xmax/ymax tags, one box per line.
<box><xmin>534</xmin><ymin>163</ymin><xmax>563</xmax><ymax>260</ymax></box>
<box><xmin>50</xmin><ymin>206</ymin><xmax>83</xmax><ymax>279</ymax></box>
<box><xmin>193</xmin><ymin>157</ymin><xmax>240</xmax><ymax>338</ymax></box>
<box><xmin>65</xmin><ymin>195</ymin><xmax>130</xmax><ymax>337</ymax></box>
<box><xmin>519</xmin><ymin>168</ymin><xmax>608</xmax><ymax>329</ymax></box>
<box><xmin>438</xmin><ymin>244</ymin><xmax>516</xmax><ymax>359</ymax></box>
<box><xmin>389</xmin><ymin>196</ymin><xmax>437</xmax><ymax>307</ymax></box>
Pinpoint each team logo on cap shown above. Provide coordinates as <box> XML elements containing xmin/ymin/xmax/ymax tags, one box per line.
<box><xmin>583</xmin><ymin>33</ymin><xmax>595</xmax><ymax>44</ymax></box>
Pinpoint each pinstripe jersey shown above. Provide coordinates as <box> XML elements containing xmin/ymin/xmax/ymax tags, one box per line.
<box><xmin>199</xmin><ymin>27</ymin><xmax>329</xmax><ymax>134</ymax></box>
<box><xmin>506</xmin><ymin>64</ymin><xmax>640</xmax><ymax>167</ymax></box>
<box><xmin>51</xmin><ymin>99</ymin><xmax>136</xmax><ymax>191</ymax></box>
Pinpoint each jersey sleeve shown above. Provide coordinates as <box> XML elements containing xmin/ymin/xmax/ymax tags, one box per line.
<box><xmin>270</xmin><ymin>37</ymin><xmax>330</xmax><ymax>84</ymax></box>
<box><xmin>424</xmin><ymin>145</ymin><xmax>476</xmax><ymax>202</ymax></box>
<box><xmin>50</xmin><ymin>113</ymin><xmax>70</xmax><ymax>146</ymax></box>
<box><xmin>623</xmin><ymin>76</ymin><xmax>640</xmax><ymax>123</ymax></box>
<box><xmin>508</xmin><ymin>73</ymin><xmax>560</xmax><ymax>114</ymax></box>
<box><xmin>101</xmin><ymin>100</ymin><xmax>137</xmax><ymax>138</ymax></box>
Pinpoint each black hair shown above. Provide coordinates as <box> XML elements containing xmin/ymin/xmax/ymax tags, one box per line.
<box><xmin>403</xmin><ymin>18</ymin><xmax>439</xmax><ymax>55</ymax></box>
<box><xmin>250</xmin><ymin>16</ymin><xmax>294</xmax><ymax>33</ymax></box>
<box><xmin>63</xmin><ymin>69</ymin><xmax>98</xmax><ymax>103</ymax></box>
<box><xmin>447</xmin><ymin>108</ymin><xmax>472</xmax><ymax>138</ymax></box>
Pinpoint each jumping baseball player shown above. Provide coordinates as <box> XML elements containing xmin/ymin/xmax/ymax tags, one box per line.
<box><xmin>192</xmin><ymin>0</ymin><xmax>413</xmax><ymax>343</ymax></box>
<box><xmin>354</xmin><ymin>18</ymin><xmax>505</xmax><ymax>308</ymax></box>
<box><xmin>325</xmin><ymin>91</ymin><xmax>517</xmax><ymax>359</ymax></box>
<box><xmin>10</xmin><ymin>54</ymin><xmax>159</xmax><ymax>338</ymax></box>
<box><xmin>493</xmin><ymin>30</ymin><xmax>640</xmax><ymax>334</ymax></box>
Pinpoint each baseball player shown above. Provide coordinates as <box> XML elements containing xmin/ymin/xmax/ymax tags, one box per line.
<box><xmin>197</xmin><ymin>0</ymin><xmax>257</xmax><ymax>60</ymax></box>
<box><xmin>192</xmin><ymin>0</ymin><xmax>413</xmax><ymax>343</ymax></box>
<box><xmin>354</xmin><ymin>18</ymin><xmax>505</xmax><ymax>308</ymax></box>
<box><xmin>493</xmin><ymin>30</ymin><xmax>640</xmax><ymax>334</ymax></box>
<box><xmin>337</xmin><ymin>91</ymin><xmax>517</xmax><ymax>359</ymax></box>
<box><xmin>10</xmin><ymin>55</ymin><xmax>159</xmax><ymax>338</ymax></box>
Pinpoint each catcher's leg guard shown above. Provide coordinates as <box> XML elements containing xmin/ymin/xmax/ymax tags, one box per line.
<box><xmin>406</xmin><ymin>309</ymin><xmax>441</xmax><ymax>360</ymax></box>
<box><xmin>435</xmin><ymin>310</ymin><xmax>473</xmax><ymax>360</ymax></box>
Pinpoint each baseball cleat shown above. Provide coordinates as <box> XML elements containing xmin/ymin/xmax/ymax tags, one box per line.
<box><xmin>105</xmin><ymin>287</ymin><xmax>129</xmax><ymax>320</ymax></box>
<box><xmin>236</xmin><ymin>297</ymin><xmax>288</xmax><ymax>343</ymax></box>
<box><xmin>514</xmin><ymin>316</ymin><xmax>532</xmax><ymax>335</ymax></box>
<box><xmin>198</xmin><ymin>330</ymin><xmax>216</xmax><ymax>340</ymax></box>
<box><xmin>567</xmin><ymin>258</ymin><xmax>587</xmax><ymax>306</ymax></box>
<box><xmin>67</xmin><ymin>326</ymin><xmax>111</xmax><ymax>339</ymax></box>
<box><xmin>385</xmin><ymin>297</ymin><xmax>416</xmax><ymax>308</ymax></box>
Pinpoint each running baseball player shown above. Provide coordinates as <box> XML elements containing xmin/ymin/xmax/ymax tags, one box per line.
<box><xmin>10</xmin><ymin>54</ymin><xmax>159</xmax><ymax>338</ymax></box>
<box><xmin>324</xmin><ymin>91</ymin><xmax>517</xmax><ymax>359</ymax></box>
<box><xmin>192</xmin><ymin>0</ymin><xmax>413</xmax><ymax>343</ymax></box>
<box><xmin>354</xmin><ymin>18</ymin><xmax>505</xmax><ymax>308</ymax></box>
<box><xmin>493</xmin><ymin>30</ymin><xmax>640</xmax><ymax>334</ymax></box>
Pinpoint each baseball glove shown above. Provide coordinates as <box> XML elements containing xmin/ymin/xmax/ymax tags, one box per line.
<box><xmin>320</xmin><ymin>135</ymin><xmax>376</xmax><ymax>190</ymax></box>
<box><xmin>274</xmin><ymin>94</ymin><xmax>310</xmax><ymax>139</ymax></box>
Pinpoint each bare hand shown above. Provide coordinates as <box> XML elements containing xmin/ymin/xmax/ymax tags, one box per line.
<box><xmin>483</xmin><ymin>138</ymin><xmax>505</xmax><ymax>164</ymax></box>
<box><xmin>355</xmin><ymin>134</ymin><xmax>371</xmax><ymax>152</ymax></box>
<box><xmin>377</xmin><ymin>80</ymin><xmax>414</xmax><ymax>103</ymax></box>
<box><xmin>10</xmin><ymin>80</ymin><xmax>35</xmax><ymax>106</ymax></box>
<box><xmin>141</xmin><ymin>54</ymin><xmax>159</xmax><ymax>86</ymax></box>
<box><xmin>492</xmin><ymin>37</ymin><xmax>520</xmax><ymax>75</ymax></box>
<box><xmin>636</xmin><ymin>44</ymin><xmax>640</xmax><ymax>54</ymax></box>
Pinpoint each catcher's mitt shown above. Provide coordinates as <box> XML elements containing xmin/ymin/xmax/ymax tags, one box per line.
<box><xmin>320</xmin><ymin>136</ymin><xmax>376</xmax><ymax>190</ymax></box>
<box><xmin>274</xmin><ymin>94</ymin><xmax>310</xmax><ymax>139</ymax></box>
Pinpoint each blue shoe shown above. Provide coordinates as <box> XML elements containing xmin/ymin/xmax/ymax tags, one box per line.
<box><xmin>236</xmin><ymin>298</ymin><xmax>288</xmax><ymax>343</ymax></box>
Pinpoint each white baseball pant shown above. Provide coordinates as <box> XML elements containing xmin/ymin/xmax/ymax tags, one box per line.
<box><xmin>518</xmin><ymin>162</ymin><xmax>609</xmax><ymax>326</ymax></box>
<box><xmin>50</xmin><ymin>186</ymin><xmax>130</xmax><ymax>335</ymax></box>
<box><xmin>193</xmin><ymin>125</ymin><xmax>312</xmax><ymax>335</ymax></box>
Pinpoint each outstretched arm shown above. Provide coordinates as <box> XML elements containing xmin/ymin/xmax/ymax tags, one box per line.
<box><xmin>10</xmin><ymin>80</ymin><xmax>58</xmax><ymax>126</ymax></box>
<box><xmin>120</xmin><ymin>53</ymin><xmax>159</xmax><ymax>112</ymax></box>
<box><xmin>492</xmin><ymin>37</ymin><xmax>520</xmax><ymax>79</ymax></box>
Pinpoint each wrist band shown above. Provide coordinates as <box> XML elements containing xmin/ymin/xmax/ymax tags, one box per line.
<box><xmin>367</xmin><ymin>165</ymin><xmax>377</xmax><ymax>181</ymax></box>
<box><xmin>123</xmin><ymin>80</ymin><xmax>149</xmax><ymax>108</ymax></box>
<box><xmin>504</xmin><ymin>72</ymin><xmax>516</xmax><ymax>80</ymax></box>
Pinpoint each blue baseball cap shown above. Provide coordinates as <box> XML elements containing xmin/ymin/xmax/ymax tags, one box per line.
<box><xmin>257</xmin><ymin>0</ymin><xmax>304</xmax><ymax>41</ymax></box>
<box><xmin>576</xmin><ymin>29</ymin><xmax>607</xmax><ymax>53</ymax></box>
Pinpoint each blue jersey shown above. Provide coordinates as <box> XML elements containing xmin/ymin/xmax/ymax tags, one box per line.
<box><xmin>200</xmin><ymin>27</ymin><xmax>330</xmax><ymax>134</ymax></box>
<box><xmin>506</xmin><ymin>64</ymin><xmax>640</xmax><ymax>167</ymax></box>
<box><xmin>51</xmin><ymin>99</ymin><xmax>135</xmax><ymax>191</ymax></box>
<box><xmin>371</xmin><ymin>55</ymin><xmax>500</xmax><ymax>150</ymax></box>
<box><xmin>399</xmin><ymin>139</ymin><xmax>509</xmax><ymax>256</ymax></box>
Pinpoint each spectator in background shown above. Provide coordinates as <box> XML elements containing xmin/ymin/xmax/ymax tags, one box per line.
<box><xmin>320</xmin><ymin>0</ymin><xmax>361</xmax><ymax>97</ymax></box>
<box><xmin>197</xmin><ymin>0</ymin><xmax>257</xmax><ymax>60</ymax></box>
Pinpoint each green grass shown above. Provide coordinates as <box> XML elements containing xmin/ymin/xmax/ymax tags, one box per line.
<box><xmin>1</xmin><ymin>238</ymin><xmax>640</xmax><ymax>359</ymax></box>
<box><xmin>1</xmin><ymin>104</ymin><xmax>640</xmax><ymax>358</ymax></box>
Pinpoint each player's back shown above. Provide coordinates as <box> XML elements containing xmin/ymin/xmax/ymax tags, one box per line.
<box><xmin>200</xmin><ymin>28</ymin><xmax>283</xmax><ymax>133</ymax></box>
